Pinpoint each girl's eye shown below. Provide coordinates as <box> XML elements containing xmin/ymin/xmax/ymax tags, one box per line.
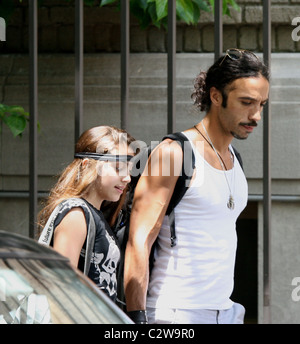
<box><xmin>114</xmin><ymin>163</ymin><xmax>128</xmax><ymax>174</ymax></box>
<box><xmin>112</xmin><ymin>163</ymin><xmax>121</xmax><ymax>172</ymax></box>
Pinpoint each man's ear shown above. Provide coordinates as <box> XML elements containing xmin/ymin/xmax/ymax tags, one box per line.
<box><xmin>210</xmin><ymin>87</ymin><xmax>223</xmax><ymax>106</ymax></box>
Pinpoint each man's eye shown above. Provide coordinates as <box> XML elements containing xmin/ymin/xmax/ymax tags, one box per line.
<box><xmin>242</xmin><ymin>101</ymin><xmax>251</xmax><ymax>106</ymax></box>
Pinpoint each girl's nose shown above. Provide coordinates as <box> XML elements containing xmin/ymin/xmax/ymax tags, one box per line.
<box><xmin>122</xmin><ymin>173</ymin><xmax>131</xmax><ymax>184</ymax></box>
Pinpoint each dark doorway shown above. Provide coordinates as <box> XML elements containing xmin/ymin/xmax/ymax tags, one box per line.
<box><xmin>231</xmin><ymin>202</ymin><xmax>258</xmax><ymax>323</ymax></box>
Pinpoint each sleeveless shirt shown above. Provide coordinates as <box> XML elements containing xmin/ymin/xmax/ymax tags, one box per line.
<box><xmin>53</xmin><ymin>198</ymin><xmax>120</xmax><ymax>302</ymax></box>
<box><xmin>147</xmin><ymin>135</ymin><xmax>248</xmax><ymax>310</ymax></box>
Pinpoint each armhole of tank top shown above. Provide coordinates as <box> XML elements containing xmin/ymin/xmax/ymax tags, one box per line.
<box><xmin>180</xmin><ymin>131</ymin><xmax>201</xmax><ymax>188</ymax></box>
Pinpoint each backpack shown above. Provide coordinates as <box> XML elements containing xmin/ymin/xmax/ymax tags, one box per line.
<box><xmin>112</xmin><ymin>132</ymin><xmax>243</xmax><ymax>310</ymax></box>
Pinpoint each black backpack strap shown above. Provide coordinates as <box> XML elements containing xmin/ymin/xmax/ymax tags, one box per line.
<box><xmin>163</xmin><ymin>132</ymin><xmax>195</xmax><ymax>213</ymax></box>
<box><xmin>162</xmin><ymin>132</ymin><xmax>195</xmax><ymax>247</ymax></box>
<box><xmin>232</xmin><ymin>146</ymin><xmax>243</xmax><ymax>170</ymax></box>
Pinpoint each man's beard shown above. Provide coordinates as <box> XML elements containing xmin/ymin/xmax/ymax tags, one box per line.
<box><xmin>231</xmin><ymin>121</ymin><xmax>258</xmax><ymax>140</ymax></box>
<box><xmin>231</xmin><ymin>132</ymin><xmax>247</xmax><ymax>140</ymax></box>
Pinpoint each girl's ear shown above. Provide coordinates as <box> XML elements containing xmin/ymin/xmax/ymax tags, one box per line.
<box><xmin>210</xmin><ymin>86</ymin><xmax>223</xmax><ymax>106</ymax></box>
<box><xmin>81</xmin><ymin>158</ymin><xmax>89</xmax><ymax>168</ymax></box>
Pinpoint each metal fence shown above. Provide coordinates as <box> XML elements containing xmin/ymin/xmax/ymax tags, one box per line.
<box><xmin>27</xmin><ymin>0</ymin><xmax>272</xmax><ymax>321</ymax></box>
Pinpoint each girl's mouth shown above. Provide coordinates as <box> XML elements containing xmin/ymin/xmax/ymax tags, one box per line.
<box><xmin>115</xmin><ymin>186</ymin><xmax>125</xmax><ymax>194</ymax></box>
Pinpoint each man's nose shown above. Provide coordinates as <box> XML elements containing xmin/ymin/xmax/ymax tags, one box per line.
<box><xmin>249</xmin><ymin>107</ymin><xmax>262</xmax><ymax>122</ymax></box>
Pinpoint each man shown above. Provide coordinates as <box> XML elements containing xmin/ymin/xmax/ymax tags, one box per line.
<box><xmin>124</xmin><ymin>49</ymin><xmax>270</xmax><ymax>324</ymax></box>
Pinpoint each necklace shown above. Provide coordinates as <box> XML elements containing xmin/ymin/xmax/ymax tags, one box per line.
<box><xmin>193</xmin><ymin>125</ymin><xmax>228</xmax><ymax>170</ymax></box>
<box><xmin>199</xmin><ymin>120</ymin><xmax>235</xmax><ymax>210</ymax></box>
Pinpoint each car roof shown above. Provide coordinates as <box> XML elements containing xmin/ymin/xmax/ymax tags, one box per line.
<box><xmin>0</xmin><ymin>230</ymin><xmax>69</xmax><ymax>261</ymax></box>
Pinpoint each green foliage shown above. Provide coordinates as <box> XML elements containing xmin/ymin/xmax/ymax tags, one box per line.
<box><xmin>1</xmin><ymin>0</ymin><xmax>240</xmax><ymax>28</ymax></box>
<box><xmin>0</xmin><ymin>104</ymin><xmax>29</xmax><ymax>137</ymax></box>
<box><xmin>100</xmin><ymin>0</ymin><xmax>240</xmax><ymax>29</ymax></box>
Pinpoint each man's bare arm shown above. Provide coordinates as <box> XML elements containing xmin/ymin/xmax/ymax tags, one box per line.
<box><xmin>124</xmin><ymin>140</ymin><xmax>182</xmax><ymax>313</ymax></box>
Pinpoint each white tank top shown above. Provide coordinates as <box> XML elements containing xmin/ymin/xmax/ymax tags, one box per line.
<box><xmin>147</xmin><ymin>135</ymin><xmax>248</xmax><ymax>310</ymax></box>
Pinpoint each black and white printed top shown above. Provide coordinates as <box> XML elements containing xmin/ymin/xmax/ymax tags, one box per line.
<box><xmin>52</xmin><ymin>198</ymin><xmax>120</xmax><ymax>302</ymax></box>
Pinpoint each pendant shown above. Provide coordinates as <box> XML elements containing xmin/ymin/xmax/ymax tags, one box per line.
<box><xmin>227</xmin><ymin>195</ymin><xmax>235</xmax><ymax>210</ymax></box>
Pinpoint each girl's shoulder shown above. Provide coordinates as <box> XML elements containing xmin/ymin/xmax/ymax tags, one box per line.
<box><xmin>54</xmin><ymin>197</ymin><xmax>92</xmax><ymax>228</ymax></box>
<box><xmin>59</xmin><ymin>197</ymin><xmax>90</xmax><ymax>210</ymax></box>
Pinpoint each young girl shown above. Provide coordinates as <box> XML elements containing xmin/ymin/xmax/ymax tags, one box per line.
<box><xmin>38</xmin><ymin>125</ymin><xmax>136</xmax><ymax>302</ymax></box>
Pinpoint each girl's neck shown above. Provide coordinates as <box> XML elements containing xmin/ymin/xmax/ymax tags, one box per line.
<box><xmin>82</xmin><ymin>192</ymin><xmax>103</xmax><ymax>210</ymax></box>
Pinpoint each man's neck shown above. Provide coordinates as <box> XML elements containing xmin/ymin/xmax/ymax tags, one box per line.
<box><xmin>201</xmin><ymin>115</ymin><xmax>233</xmax><ymax>156</ymax></box>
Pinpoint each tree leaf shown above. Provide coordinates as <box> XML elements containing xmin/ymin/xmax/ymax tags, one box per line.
<box><xmin>100</xmin><ymin>0</ymin><xmax>117</xmax><ymax>7</ymax></box>
<box><xmin>192</xmin><ymin>0</ymin><xmax>211</xmax><ymax>12</ymax></box>
<box><xmin>0</xmin><ymin>103</ymin><xmax>30</xmax><ymax>137</ymax></box>
<box><xmin>138</xmin><ymin>0</ymin><xmax>149</xmax><ymax>11</ymax></box>
<box><xmin>190</xmin><ymin>2</ymin><xmax>201</xmax><ymax>23</ymax></box>
<box><xmin>153</xmin><ymin>0</ymin><xmax>168</xmax><ymax>21</ymax></box>
<box><xmin>131</xmin><ymin>0</ymin><xmax>152</xmax><ymax>28</ymax></box>
<box><xmin>176</xmin><ymin>0</ymin><xmax>196</xmax><ymax>25</ymax></box>
<box><xmin>147</xmin><ymin>2</ymin><xmax>161</xmax><ymax>28</ymax></box>
<box><xmin>226</xmin><ymin>0</ymin><xmax>240</xmax><ymax>11</ymax></box>
<box><xmin>3</xmin><ymin>114</ymin><xmax>27</xmax><ymax>137</ymax></box>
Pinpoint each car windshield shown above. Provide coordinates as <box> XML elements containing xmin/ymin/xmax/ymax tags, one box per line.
<box><xmin>0</xmin><ymin>258</ymin><xmax>131</xmax><ymax>324</ymax></box>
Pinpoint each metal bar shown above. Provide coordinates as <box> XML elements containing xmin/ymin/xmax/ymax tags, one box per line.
<box><xmin>120</xmin><ymin>0</ymin><xmax>129</xmax><ymax>130</ymax></box>
<box><xmin>167</xmin><ymin>0</ymin><xmax>176</xmax><ymax>134</ymax></box>
<box><xmin>29</xmin><ymin>0</ymin><xmax>38</xmax><ymax>239</ymax></box>
<box><xmin>214</xmin><ymin>0</ymin><xmax>223</xmax><ymax>60</ymax></box>
<box><xmin>3</xmin><ymin>191</ymin><xmax>299</xmax><ymax>202</ymax></box>
<box><xmin>0</xmin><ymin>191</ymin><xmax>49</xmax><ymax>199</ymax></box>
<box><xmin>75</xmin><ymin>0</ymin><xmax>84</xmax><ymax>143</ymax></box>
<box><xmin>262</xmin><ymin>0</ymin><xmax>272</xmax><ymax>324</ymax></box>
<box><xmin>249</xmin><ymin>194</ymin><xmax>300</xmax><ymax>202</ymax></box>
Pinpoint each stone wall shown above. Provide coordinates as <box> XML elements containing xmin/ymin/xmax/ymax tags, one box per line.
<box><xmin>1</xmin><ymin>0</ymin><xmax>300</xmax><ymax>53</ymax></box>
<box><xmin>1</xmin><ymin>52</ymin><xmax>300</xmax><ymax>188</ymax></box>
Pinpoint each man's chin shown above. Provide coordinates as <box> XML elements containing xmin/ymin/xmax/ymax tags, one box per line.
<box><xmin>231</xmin><ymin>131</ymin><xmax>249</xmax><ymax>140</ymax></box>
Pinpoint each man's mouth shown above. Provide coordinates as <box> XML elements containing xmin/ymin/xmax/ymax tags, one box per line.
<box><xmin>240</xmin><ymin>121</ymin><xmax>257</xmax><ymax>132</ymax></box>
